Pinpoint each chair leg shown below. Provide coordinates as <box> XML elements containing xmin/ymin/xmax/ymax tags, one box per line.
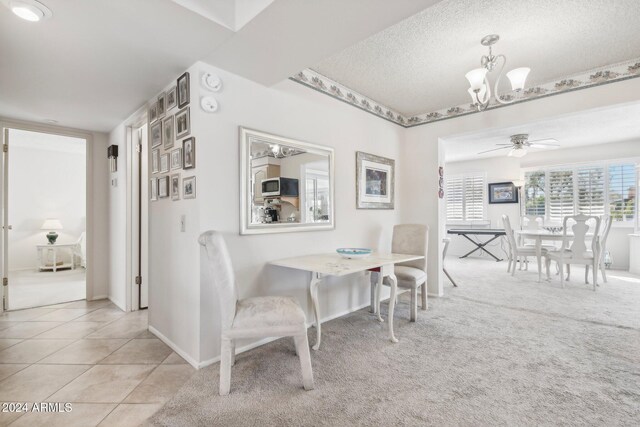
<box><xmin>294</xmin><ymin>333</ymin><xmax>315</xmax><ymax>391</ymax></box>
<box><xmin>507</xmin><ymin>256</ymin><xmax>512</xmax><ymax>273</ymax></box>
<box><xmin>592</xmin><ymin>261</ymin><xmax>598</xmax><ymax>291</ymax></box>
<box><xmin>421</xmin><ymin>283</ymin><xmax>428</xmax><ymax>310</ymax></box>
<box><xmin>292</xmin><ymin>336</ymin><xmax>298</xmax><ymax>356</ymax></box>
<box><xmin>512</xmin><ymin>256</ymin><xmax>517</xmax><ymax>276</ymax></box>
<box><xmin>230</xmin><ymin>339</ymin><xmax>236</xmax><ymax>366</ymax></box>
<box><xmin>600</xmin><ymin>259</ymin><xmax>607</xmax><ymax>283</ymax></box>
<box><xmin>559</xmin><ymin>263</ymin><xmax>565</xmax><ymax>289</ymax></box>
<box><xmin>410</xmin><ymin>287</ymin><xmax>417</xmax><ymax>322</ymax></box>
<box><xmin>585</xmin><ymin>265</ymin><xmax>590</xmax><ymax>285</ymax></box>
<box><xmin>219</xmin><ymin>337</ymin><xmax>233</xmax><ymax>396</ymax></box>
<box><xmin>545</xmin><ymin>257</ymin><xmax>550</xmax><ymax>279</ymax></box>
<box><xmin>566</xmin><ymin>264</ymin><xmax>571</xmax><ymax>281</ymax></box>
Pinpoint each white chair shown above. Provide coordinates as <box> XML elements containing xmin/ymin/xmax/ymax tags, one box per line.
<box><xmin>374</xmin><ymin>224</ymin><xmax>428</xmax><ymax>322</ymax></box>
<box><xmin>545</xmin><ymin>214</ymin><xmax>601</xmax><ymax>290</ymax></box>
<box><xmin>72</xmin><ymin>232</ymin><xmax>86</xmax><ymax>268</ymax></box>
<box><xmin>198</xmin><ymin>231</ymin><xmax>314</xmax><ymax>395</ymax></box>
<box><xmin>502</xmin><ymin>215</ymin><xmax>547</xmax><ymax>276</ymax></box>
<box><xmin>586</xmin><ymin>214</ymin><xmax>612</xmax><ymax>284</ymax></box>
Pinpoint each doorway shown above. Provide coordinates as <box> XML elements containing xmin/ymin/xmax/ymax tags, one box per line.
<box><xmin>2</xmin><ymin>128</ymin><xmax>88</xmax><ymax>310</ymax></box>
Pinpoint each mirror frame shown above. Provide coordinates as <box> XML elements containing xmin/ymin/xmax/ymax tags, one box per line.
<box><xmin>239</xmin><ymin>127</ymin><xmax>335</xmax><ymax>235</ymax></box>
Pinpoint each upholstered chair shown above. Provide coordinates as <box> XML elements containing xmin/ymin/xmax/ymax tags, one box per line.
<box><xmin>199</xmin><ymin>231</ymin><xmax>314</xmax><ymax>395</ymax></box>
<box><xmin>374</xmin><ymin>224</ymin><xmax>429</xmax><ymax>322</ymax></box>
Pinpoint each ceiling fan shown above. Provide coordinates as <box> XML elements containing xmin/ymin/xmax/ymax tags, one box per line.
<box><xmin>478</xmin><ymin>134</ymin><xmax>560</xmax><ymax>158</ymax></box>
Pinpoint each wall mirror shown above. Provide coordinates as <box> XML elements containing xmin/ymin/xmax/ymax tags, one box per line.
<box><xmin>240</xmin><ymin>127</ymin><xmax>335</xmax><ymax>235</ymax></box>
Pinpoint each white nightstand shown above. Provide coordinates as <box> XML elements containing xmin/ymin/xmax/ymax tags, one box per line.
<box><xmin>36</xmin><ymin>243</ymin><xmax>76</xmax><ymax>272</ymax></box>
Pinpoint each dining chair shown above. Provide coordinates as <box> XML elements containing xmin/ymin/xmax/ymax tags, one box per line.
<box><xmin>374</xmin><ymin>224</ymin><xmax>428</xmax><ymax>322</ymax></box>
<box><xmin>502</xmin><ymin>215</ymin><xmax>547</xmax><ymax>276</ymax></box>
<box><xmin>586</xmin><ymin>214</ymin><xmax>612</xmax><ymax>284</ymax></box>
<box><xmin>198</xmin><ymin>231</ymin><xmax>314</xmax><ymax>395</ymax></box>
<box><xmin>545</xmin><ymin>214</ymin><xmax>601</xmax><ymax>290</ymax></box>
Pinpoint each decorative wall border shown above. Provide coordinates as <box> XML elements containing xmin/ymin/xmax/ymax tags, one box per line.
<box><xmin>289</xmin><ymin>58</ymin><xmax>640</xmax><ymax>128</ymax></box>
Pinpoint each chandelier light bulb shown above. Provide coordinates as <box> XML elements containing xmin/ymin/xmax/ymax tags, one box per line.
<box><xmin>506</xmin><ymin>67</ymin><xmax>530</xmax><ymax>91</ymax></box>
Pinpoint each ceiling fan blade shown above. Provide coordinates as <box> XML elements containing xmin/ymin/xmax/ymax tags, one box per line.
<box><xmin>529</xmin><ymin>142</ymin><xmax>560</xmax><ymax>149</ymax></box>
<box><xmin>528</xmin><ymin>138</ymin><xmax>558</xmax><ymax>145</ymax></box>
<box><xmin>477</xmin><ymin>146</ymin><xmax>511</xmax><ymax>154</ymax></box>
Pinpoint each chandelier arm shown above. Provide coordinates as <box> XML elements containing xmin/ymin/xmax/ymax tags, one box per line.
<box><xmin>493</xmin><ymin>55</ymin><xmax>515</xmax><ymax>105</ymax></box>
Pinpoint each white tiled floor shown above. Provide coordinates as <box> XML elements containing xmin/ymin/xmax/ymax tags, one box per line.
<box><xmin>0</xmin><ymin>300</ymin><xmax>195</xmax><ymax>426</ymax></box>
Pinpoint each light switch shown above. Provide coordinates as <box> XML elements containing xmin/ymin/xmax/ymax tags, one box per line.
<box><xmin>180</xmin><ymin>215</ymin><xmax>186</xmax><ymax>232</ymax></box>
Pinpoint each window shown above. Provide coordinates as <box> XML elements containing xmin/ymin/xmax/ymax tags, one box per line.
<box><xmin>446</xmin><ymin>173</ymin><xmax>485</xmax><ymax>221</ymax></box>
<box><xmin>548</xmin><ymin>169</ymin><xmax>574</xmax><ymax>222</ymax></box>
<box><xmin>524</xmin><ymin>171</ymin><xmax>545</xmax><ymax>216</ymax></box>
<box><xmin>577</xmin><ymin>166</ymin><xmax>605</xmax><ymax>216</ymax></box>
<box><xmin>609</xmin><ymin>163</ymin><xmax>636</xmax><ymax>222</ymax></box>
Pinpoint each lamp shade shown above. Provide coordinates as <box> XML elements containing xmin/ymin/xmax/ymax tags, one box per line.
<box><xmin>41</xmin><ymin>219</ymin><xmax>63</xmax><ymax>230</ymax></box>
<box><xmin>506</xmin><ymin>67</ymin><xmax>530</xmax><ymax>91</ymax></box>
<box><xmin>465</xmin><ymin>68</ymin><xmax>488</xmax><ymax>91</ymax></box>
<box><xmin>512</xmin><ymin>179</ymin><xmax>525</xmax><ymax>187</ymax></box>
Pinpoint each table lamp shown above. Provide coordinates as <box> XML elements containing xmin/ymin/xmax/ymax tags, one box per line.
<box><xmin>41</xmin><ymin>219</ymin><xmax>63</xmax><ymax>244</ymax></box>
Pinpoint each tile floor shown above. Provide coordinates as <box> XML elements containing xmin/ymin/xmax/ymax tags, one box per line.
<box><xmin>0</xmin><ymin>300</ymin><xmax>195</xmax><ymax>426</ymax></box>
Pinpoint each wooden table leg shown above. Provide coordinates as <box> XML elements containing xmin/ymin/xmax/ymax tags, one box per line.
<box><xmin>309</xmin><ymin>272</ymin><xmax>322</xmax><ymax>351</ymax></box>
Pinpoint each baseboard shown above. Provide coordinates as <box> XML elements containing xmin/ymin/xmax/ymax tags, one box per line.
<box><xmin>90</xmin><ymin>294</ymin><xmax>108</xmax><ymax>301</ymax></box>
<box><xmin>107</xmin><ymin>296</ymin><xmax>126</xmax><ymax>311</ymax></box>
<box><xmin>148</xmin><ymin>325</ymin><xmax>200</xmax><ymax>369</ymax></box>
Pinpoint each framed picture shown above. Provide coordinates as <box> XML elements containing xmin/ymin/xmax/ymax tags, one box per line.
<box><xmin>177</xmin><ymin>71</ymin><xmax>190</xmax><ymax>109</ymax></box>
<box><xmin>149</xmin><ymin>102</ymin><xmax>158</xmax><ymax>123</ymax></box>
<box><xmin>182</xmin><ymin>137</ymin><xmax>195</xmax><ymax>169</ymax></box>
<box><xmin>150</xmin><ymin>178</ymin><xmax>158</xmax><ymax>201</ymax></box>
<box><xmin>171</xmin><ymin>174</ymin><xmax>180</xmax><ymax>200</ymax></box>
<box><xmin>175</xmin><ymin>107</ymin><xmax>190</xmax><ymax>139</ymax></box>
<box><xmin>162</xmin><ymin>115</ymin><xmax>174</xmax><ymax>149</ymax></box>
<box><xmin>160</xmin><ymin>153</ymin><xmax>169</xmax><ymax>173</ymax></box>
<box><xmin>170</xmin><ymin>148</ymin><xmax>182</xmax><ymax>170</ymax></box>
<box><xmin>488</xmin><ymin>182</ymin><xmax>519</xmax><ymax>204</ymax></box>
<box><xmin>150</xmin><ymin>121</ymin><xmax>162</xmax><ymax>148</ymax></box>
<box><xmin>166</xmin><ymin>85</ymin><xmax>177</xmax><ymax>111</ymax></box>
<box><xmin>158</xmin><ymin>176</ymin><xmax>169</xmax><ymax>198</ymax></box>
<box><xmin>151</xmin><ymin>149</ymin><xmax>160</xmax><ymax>174</ymax></box>
<box><xmin>356</xmin><ymin>151</ymin><xmax>394</xmax><ymax>209</ymax></box>
<box><xmin>157</xmin><ymin>92</ymin><xmax>166</xmax><ymax>119</ymax></box>
<box><xmin>183</xmin><ymin>176</ymin><xmax>196</xmax><ymax>199</ymax></box>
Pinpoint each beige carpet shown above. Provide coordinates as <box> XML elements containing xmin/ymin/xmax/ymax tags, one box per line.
<box><xmin>149</xmin><ymin>258</ymin><xmax>640</xmax><ymax>426</ymax></box>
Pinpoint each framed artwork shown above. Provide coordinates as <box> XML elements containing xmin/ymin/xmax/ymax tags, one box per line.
<box><xmin>183</xmin><ymin>176</ymin><xmax>196</xmax><ymax>199</ymax></box>
<box><xmin>177</xmin><ymin>71</ymin><xmax>190</xmax><ymax>109</ymax></box>
<box><xmin>157</xmin><ymin>91</ymin><xmax>166</xmax><ymax>119</ymax></box>
<box><xmin>356</xmin><ymin>151</ymin><xmax>395</xmax><ymax>209</ymax></box>
<box><xmin>175</xmin><ymin>107</ymin><xmax>190</xmax><ymax>139</ymax></box>
<box><xmin>170</xmin><ymin>147</ymin><xmax>182</xmax><ymax>170</ymax></box>
<box><xmin>150</xmin><ymin>121</ymin><xmax>162</xmax><ymax>148</ymax></box>
<box><xmin>182</xmin><ymin>137</ymin><xmax>195</xmax><ymax>169</ymax></box>
<box><xmin>488</xmin><ymin>182</ymin><xmax>519</xmax><ymax>204</ymax></box>
<box><xmin>171</xmin><ymin>174</ymin><xmax>180</xmax><ymax>200</ymax></box>
<box><xmin>162</xmin><ymin>115</ymin><xmax>174</xmax><ymax>149</ymax></box>
<box><xmin>150</xmin><ymin>178</ymin><xmax>158</xmax><ymax>201</ymax></box>
<box><xmin>166</xmin><ymin>85</ymin><xmax>177</xmax><ymax>110</ymax></box>
<box><xmin>149</xmin><ymin>102</ymin><xmax>158</xmax><ymax>123</ymax></box>
<box><xmin>158</xmin><ymin>176</ymin><xmax>169</xmax><ymax>198</ymax></box>
<box><xmin>152</xmin><ymin>149</ymin><xmax>160</xmax><ymax>174</ymax></box>
<box><xmin>160</xmin><ymin>153</ymin><xmax>169</xmax><ymax>173</ymax></box>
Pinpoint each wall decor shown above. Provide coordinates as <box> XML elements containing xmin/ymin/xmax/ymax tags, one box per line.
<box><xmin>150</xmin><ymin>178</ymin><xmax>158</xmax><ymax>201</ymax></box>
<box><xmin>166</xmin><ymin>85</ymin><xmax>177</xmax><ymax>110</ymax></box>
<box><xmin>356</xmin><ymin>151</ymin><xmax>395</xmax><ymax>209</ymax></box>
<box><xmin>488</xmin><ymin>181</ymin><xmax>518</xmax><ymax>204</ymax></box>
<box><xmin>171</xmin><ymin>174</ymin><xmax>180</xmax><ymax>200</ymax></box>
<box><xmin>182</xmin><ymin>137</ymin><xmax>195</xmax><ymax>169</ymax></box>
<box><xmin>175</xmin><ymin>107</ymin><xmax>190</xmax><ymax>139</ymax></box>
<box><xmin>162</xmin><ymin>115</ymin><xmax>174</xmax><ymax>149</ymax></box>
<box><xmin>157</xmin><ymin>91</ymin><xmax>166</xmax><ymax>119</ymax></box>
<box><xmin>152</xmin><ymin>149</ymin><xmax>160</xmax><ymax>174</ymax></box>
<box><xmin>177</xmin><ymin>71</ymin><xmax>190</xmax><ymax>109</ymax></box>
<box><xmin>170</xmin><ymin>147</ymin><xmax>182</xmax><ymax>170</ymax></box>
<box><xmin>150</xmin><ymin>121</ymin><xmax>162</xmax><ymax>148</ymax></box>
<box><xmin>200</xmin><ymin>95</ymin><xmax>218</xmax><ymax>113</ymax></box>
<box><xmin>438</xmin><ymin>166</ymin><xmax>444</xmax><ymax>199</ymax></box>
<box><xmin>202</xmin><ymin>72</ymin><xmax>222</xmax><ymax>91</ymax></box>
<box><xmin>160</xmin><ymin>153</ymin><xmax>169</xmax><ymax>173</ymax></box>
<box><xmin>183</xmin><ymin>176</ymin><xmax>196</xmax><ymax>199</ymax></box>
<box><xmin>158</xmin><ymin>176</ymin><xmax>169</xmax><ymax>198</ymax></box>
<box><xmin>149</xmin><ymin>102</ymin><xmax>158</xmax><ymax>123</ymax></box>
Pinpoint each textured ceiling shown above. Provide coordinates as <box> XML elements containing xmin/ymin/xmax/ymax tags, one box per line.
<box><xmin>313</xmin><ymin>0</ymin><xmax>640</xmax><ymax>116</ymax></box>
<box><xmin>443</xmin><ymin>102</ymin><xmax>640</xmax><ymax>162</ymax></box>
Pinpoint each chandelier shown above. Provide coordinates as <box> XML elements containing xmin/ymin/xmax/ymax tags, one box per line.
<box><xmin>465</xmin><ymin>34</ymin><xmax>530</xmax><ymax>111</ymax></box>
<box><xmin>270</xmin><ymin>144</ymin><xmax>295</xmax><ymax>158</ymax></box>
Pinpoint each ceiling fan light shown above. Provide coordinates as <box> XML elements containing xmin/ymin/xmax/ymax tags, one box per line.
<box><xmin>8</xmin><ymin>0</ymin><xmax>52</xmax><ymax>22</ymax></box>
<box><xmin>508</xmin><ymin>148</ymin><xmax>528</xmax><ymax>158</ymax></box>
<box><xmin>465</xmin><ymin>68</ymin><xmax>488</xmax><ymax>91</ymax></box>
<box><xmin>506</xmin><ymin>67</ymin><xmax>530</xmax><ymax>91</ymax></box>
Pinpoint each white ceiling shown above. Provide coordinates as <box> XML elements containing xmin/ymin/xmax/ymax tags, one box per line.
<box><xmin>313</xmin><ymin>0</ymin><xmax>640</xmax><ymax>116</ymax></box>
<box><xmin>443</xmin><ymin>102</ymin><xmax>640</xmax><ymax>162</ymax></box>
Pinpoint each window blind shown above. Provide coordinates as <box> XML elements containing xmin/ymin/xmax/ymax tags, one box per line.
<box><xmin>445</xmin><ymin>176</ymin><xmax>464</xmax><ymax>221</ymax></box>
<box><xmin>548</xmin><ymin>170</ymin><xmax>575</xmax><ymax>222</ymax></box>
<box><xmin>577</xmin><ymin>166</ymin><xmax>605</xmax><ymax>216</ymax></box>
<box><xmin>609</xmin><ymin>163</ymin><xmax>636</xmax><ymax>222</ymax></box>
<box><xmin>446</xmin><ymin>174</ymin><xmax>485</xmax><ymax>221</ymax></box>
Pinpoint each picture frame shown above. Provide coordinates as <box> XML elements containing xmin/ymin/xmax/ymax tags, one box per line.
<box><xmin>149</xmin><ymin>102</ymin><xmax>158</xmax><ymax>123</ymax></box>
<box><xmin>183</xmin><ymin>176</ymin><xmax>196</xmax><ymax>199</ymax></box>
<box><xmin>488</xmin><ymin>182</ymin><xmax>519</xmax><ymax>204</ymax></box>
<box><xmin>150</xmin><ymin>178</ymin><xmax>158</xmax><ymax>201</ymax></box>
<box><xmin>177</xmin><ymin>71</ymin><xmax>190</xmax><ymax>109</ymax></box>
<box><xmin>158</xmin><ymin>176</ymin><xmax>169</xmax><ymax>198</ymax></box>
<box><xmin>150</xmin><ymin>121</ymin><xmax>162</xmax><ymax>148</ymax></box>
<box><xmin>157</xmin><ymin>91</ymin><xmax>166</xmax><ymax>119</ymax></box>
<box><xmin>162</xmin><ymin>115</ymin><xmax>174</xmax><ymax>150</ymax></box>
<box><xmin>356</xmin><ymin>151</ymin><xmax>395</xmax><ymax>209</ymax></box>
<box><xmin>171</xmin><ymin>174</ymin><xmax>180</xmax><ymax>200</ymax></box>
<box><xmin>166</xmin><ymin>85</ymin><xmax>177</xmax><ymax>111</ymax></box>
<box><xmin>170</xmin><ymin>147</ymin><xmax>182</xmax><ymax>170</ymax></box>
<box><xmin>182</xmin><ymin>137</ymin><xmax>195</xmax><ymax>169</ymax></box>
<box><xmin>151</xmin><ymin>149</ymin><xmax>160</xmax><ymax>174</ymax></box>
<box><xmin>175</xmin><ymin>107</ymin><xmax>190</xmax><ymax>139</ymax></box>
<box><xmin>160</xmin><ymin>153</ymin><xmax>169</xmax><ymax>173</ymax></box>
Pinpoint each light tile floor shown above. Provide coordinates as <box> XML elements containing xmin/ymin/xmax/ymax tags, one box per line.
<box><xmin>0</xmin><ymin>300</ymin><xmax>195</xmax><ymax>426</ymax></box>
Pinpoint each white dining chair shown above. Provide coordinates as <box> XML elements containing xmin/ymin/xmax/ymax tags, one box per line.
<box><xmin>198</xmin><ymin>231</ymin><xmax>314</xmax><ymax>395</ymax></box>
<box><xmin>374</xmin><ymin>224</ymin><xmax>428</xmax><ymax>322</ymax></box>
<box><xmin>502</xmin><ymin>215</ymin><xmax>547</xmax><ymax>276</ymax></box>
<box><xmin>545</xmin><ymin>214</ymin><xmax>601</xmax><ymax>290</ymax></box>
<box><xmin>586</xmin><ymin>214</ymin><xmax>612</xmax><ymax>284</ymax></box>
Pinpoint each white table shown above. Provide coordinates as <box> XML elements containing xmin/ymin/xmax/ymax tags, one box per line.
<box><xmin>270</xmin><ymin>252</ymin><xmax>424</xmax><ymax>350</ymax></box>
<box><xmin>37</xmin><ymin>243</ymin><xmax>76</xmax><ymax>272</ymax></box>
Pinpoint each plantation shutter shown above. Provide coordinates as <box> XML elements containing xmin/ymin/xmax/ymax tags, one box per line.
<box><xmin>608</xmin><ymin>163</ymin><xmax>637</xmax><ymax>222</ymax></box>
<box><xmin>577</xmin><ymin>166</ymin><xmax>605</xmax><ymax>216</ymax></box>
<box><xmin>464</xmin><ymin>175</ymin><xmax>485</xmax><ymax>220</ymax></box>
<box><xmin>548</xmin><ymin>169</ymin><xmax>574</xmax><ymax>222</ymax></box>
<box><xmin>524</xmin><ymin>171</ymin><xmax>545</xmax><ymax>216</ymax></box>
<box><xmin>446</xmin><ymin>176</ymin><xmax>464</xmax><ymax>221</ymax></box>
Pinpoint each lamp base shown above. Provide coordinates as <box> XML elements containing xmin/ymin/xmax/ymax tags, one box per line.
<box><xmin>46</xmin><ymin>232</ymin><xmax>59</xmax><ymax>245</ymax></box>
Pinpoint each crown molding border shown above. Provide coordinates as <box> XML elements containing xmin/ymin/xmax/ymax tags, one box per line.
<box><xmin>290</xmin><ymin>58</ymin><xmax>640</xmax><ymax>128</ymax></box>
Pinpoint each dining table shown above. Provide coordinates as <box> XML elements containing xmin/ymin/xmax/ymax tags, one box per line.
<box><xmin>269</xmin><ymin>252</ymin><xmax>424</xmax><ymax>350</ymax></box>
